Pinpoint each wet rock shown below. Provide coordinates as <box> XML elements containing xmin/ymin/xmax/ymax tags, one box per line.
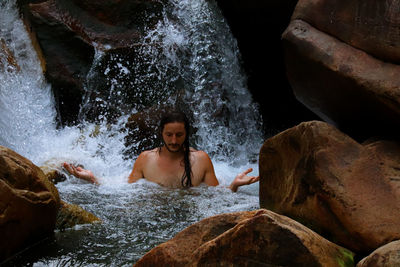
<box><xmin>259</xmin><ymin>121</ymin><xmax>400</xmax><ymax>254</ymax></box>
<box><xmin>22</xmin><ymin>0</ymin><xmax>165</xmax><ymax>125</ymax></box>
<box><xmin>134</xmin><ymin>209</ymin><xmax>354</xmax><ymax>267</ymax></box>
<box><xmin>283</xmin><ymin>1</ymin><xmax>400</xmax><ymax>141</ymax></box>
<box><xmin>0</xmin><ymin>38</ymin><xmax>21</xmax><ymax>73</ymax></box>
<box><xmin>79</xmin><ymin>47</ymin><xmax>186</xmax><ymax>123</ymax></box>
<box><xmin>0</xmin><ymin>146</ymin><xmax>60</xmax><ymax>261</ymax></box>
<box><xmin>56</xmin><ymin>201</ymin><xmax>101</xmax><ymax>230</ymax></box>
<box><xmin>357</xmin><ymin>240</ymin><xmax>400</xmax><ymax>267</ymax></box>
<box><xmin>40</xmin><ymin>164</ymin><xmax>66</xmax><ymax>184</ymax></box>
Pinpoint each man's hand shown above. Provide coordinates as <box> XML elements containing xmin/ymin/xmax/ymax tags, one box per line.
<box><xmin>63</xmin><ymin>162</ymin><xmax>99</xmax><ymax>184</ymax></box>
<box><xmin>229</xmin><ymin>168</ymin><xmax>260</xmax><ymax>192</ymax></box>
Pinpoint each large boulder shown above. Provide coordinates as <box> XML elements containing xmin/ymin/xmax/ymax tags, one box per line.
<box><xmin>357</xmin><ymin>240</ymin><xmax>400</xmax><ymax>267</ymax></box>
<box><xmin>0</xmin><ymin>146</ymin><xmax>60</xmax><ymax>261</ymax></box>
<box><xmin>134</xmin><ymin>209</ymin><xmax>354</xmax><ymax>267</ymax></box>
<box><xmin>259</xmin><ymin>121</ymin><xmax>400</xmax><ymax>254</ymax></box>
<box><xmin>282</xmin><ymin>19</ymin><xmax>400</xmax><ymax>140</ymax></box>
<box><xmin>283</xmin><ymin>0</ymin><xmax>400</xmax><ymax>140</ymax></box>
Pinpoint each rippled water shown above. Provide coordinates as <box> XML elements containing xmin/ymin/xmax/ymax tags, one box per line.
<box><xmin>1</xmin><ymin>0</ymin><xmax>263</xmax><ymax>265</ymax></box>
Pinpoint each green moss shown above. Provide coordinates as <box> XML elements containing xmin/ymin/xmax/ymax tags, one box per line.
<box><xmin>337</xmin><ymin>248</ymin><xmax>354</xmax><ymax>267</ymax></box>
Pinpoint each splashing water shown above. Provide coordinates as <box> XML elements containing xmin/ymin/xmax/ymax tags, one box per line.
<box><xmin>1</xmin><ymin>0</ymin><xmax>263</xmax><ymax>265</ymax></box>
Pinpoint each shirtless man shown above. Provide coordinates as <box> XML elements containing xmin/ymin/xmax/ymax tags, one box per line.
<box><xmin>64</xmin><ymin>111</ymin><xmax>259</xmax><ymax>192</ymax></box>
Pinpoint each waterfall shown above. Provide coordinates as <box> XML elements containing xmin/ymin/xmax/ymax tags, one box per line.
<box><xmin>0</xmin><ymin>0</ymin><xmax>57</xmax><ymax>160</ymax></box>
<box><xmin>1</xmin><ymin>0</ymin><xmax>263</xmax><ymax>265</ymax></box>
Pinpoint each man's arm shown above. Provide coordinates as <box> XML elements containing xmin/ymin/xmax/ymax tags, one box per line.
<box><xmin>198</xmin><ymin>152</ymin><xmax>259</xmax><ymax>191</ymax></box>
<box><xmin>128</xmin><ymin>152</ymin><xmax>146</xmax><ymax>183</ymax></box>
<box><xmin>199</xmin><ymin>151</ymin><xmax>219</xmax><ymax>186</ymax></box>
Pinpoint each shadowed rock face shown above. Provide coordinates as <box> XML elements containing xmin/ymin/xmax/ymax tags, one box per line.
<box><xmin>0</xmin><ymin>146</ymin><xmax>60</xmax><ymax>262</ymax></box>
<box><xmin>259</xmin><ymin>121</ymin><xmax>400</xmax><ymax>254</ymax></box>
<box><xmin>134</xmin><ymin>209</ymin><xmax>354</xmax><ymax>267</ymax></box>
<box><xmin>215</xmin><ymin>0</ymin><xmax>319</xmax><ymax>133</ymax></box>
<box><xmin>23</xmin><ymin>0</ymin><xmax>164</xmax><ymax>125</ymax></box>
<box><xmin>282</xmin><ymin>0</ymin><xmax>400</xmax><ymax>141</ymax></box>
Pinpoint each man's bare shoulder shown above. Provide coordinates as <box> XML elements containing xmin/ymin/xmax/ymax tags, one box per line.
<box><xmin>136</xmin><ymin>148</ymin><xmax>159</xmax><ymax>163</ymax></box>
<box><xmin>190</xmin><ymin>149</ymin><xmax>212</xmax><ymax>163</ymax></box>
<box><xmin>139</xmin><ymin>148</ymin><xmax>159</xmax><ymax>156</ymax></box>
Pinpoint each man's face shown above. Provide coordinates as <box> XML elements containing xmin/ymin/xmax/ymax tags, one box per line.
<box><xmin>162</xmin><ymin>122</ymin><xmax>187</xmax><ymax>153</ymax></box>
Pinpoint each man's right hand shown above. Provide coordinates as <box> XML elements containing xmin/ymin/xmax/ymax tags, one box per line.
<box><xmin>229</xmin><ymin>168</ymin><xmax>259</xmax><ymax>192</ymax></box>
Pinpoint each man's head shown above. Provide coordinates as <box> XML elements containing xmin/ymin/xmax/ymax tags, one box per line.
<box><xmin>159</xmin><ymin>110</ymin><xmax>193</xmax><ymax>187</ymax></box>
<box><xmin>159</xmin><ymin>111</ymin><xmax>190</xmax><ymax>152</ymax></box>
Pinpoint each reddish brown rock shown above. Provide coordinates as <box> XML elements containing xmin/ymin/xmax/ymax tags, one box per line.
<box><xmin>292</xmin><ymin>0</ymin><xmax>400</xmax><ymax>64</ymax></box>
<box><xmin>259</xmin><ymin>121</ymin><xmax>400</xmax><ymax>253</ymax></box>
<box><xmin>0</xmin><ymin>146</ymin><xmax>60</xmax><ymax>261</ymax></box>
<box><xmin>282</xmin><ymin>19</ymin><xmax>400</xmax><ymax>140</ymax></box>
<box><xmin>134</xmin><ymin>209</ymin><xmax>354</xmax><ymax>267</ymax></box>
<box><xmin>357</xmin><ymin>240</ymin><xmax>400</xmax><ymax>267</ymax></box>
<box><xmin>22</xmin><ymin>0</ymin><xmax>164</xmax><ymax>125</ymax></box>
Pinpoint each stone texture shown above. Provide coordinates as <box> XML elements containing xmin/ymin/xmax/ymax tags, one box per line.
<box><xmin>259</xmin><ymin>121</ymin><xmax>400</xmax><ymax>253</ymax></box>
<box><xmin>0</xmin><ymin>146</ymin><xmax>60</xmax><ymax>261</ymax></box>
<box><xmin>357</xmin><ymin>240</ymin><xmax>400</xmax><ymax>267</ymax></box>
<box><xmin>56</xmin><ymin>201</ymin><xmax>101</xmax><ymax>230</ymax></box>
<box><xmin>292</xmin><ymin>0</ymin><xmax>400</xmax><ymax>64</ymax></box>
<box><xmin>282</xmin><ymin>19</ymin><xmax>400</xmax><ymax>140</ymax></box>
<box><xmin>135</xmin><ymin>209</ymin><xmax>354</xmax><ymax>267</ymax></box>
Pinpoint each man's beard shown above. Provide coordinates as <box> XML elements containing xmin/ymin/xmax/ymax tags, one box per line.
<box><xmin>164</xmin><ymin>143</ymin><xmax>184</xmax><ymax>153</ymax></box>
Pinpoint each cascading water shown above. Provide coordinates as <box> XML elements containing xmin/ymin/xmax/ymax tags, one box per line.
<box><xmin>1</xmin><ymin>0</ymin><xmax>264</xmax><ymax>265</ymax></box>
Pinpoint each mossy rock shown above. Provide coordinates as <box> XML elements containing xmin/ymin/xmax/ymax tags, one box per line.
<box><xmin>56</xmin><ymin>201</ymin><xmax>101</xmax><ymax>230</ymax></box>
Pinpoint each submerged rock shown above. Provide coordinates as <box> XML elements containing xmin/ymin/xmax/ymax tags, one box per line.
<box><xmin>56</xmin><ymin>201</ymin><xmax>101</xmax><ymax>230</ymax></box>
<box><xmin>134</xmin><ymin>209</ymin><xmax>354</xmax><ymax>267</ymax></box>
<box><xmin>0</xmin><ymin>38</ymin><xmax>21</xmax><ymax>73</ymax></box>
<box><xmin>0</xmin><ymin>146</ymin><xmax>60</xmax><ymax>262</ymax></box>
<box><xmin>259</xmin><ymin>121</ymin><xmax>400</xmax><ymax>254</ymax></box>
<box><xmin>40</xmin><ymin>164</ymin><xmax>66</xmax><ymax>184</ymax></box>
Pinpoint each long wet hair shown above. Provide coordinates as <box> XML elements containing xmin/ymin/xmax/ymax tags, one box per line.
<box><xmin>159</xmin><ymin>111</ymin><xmax>192</xmax><ymax>188</ymax></box>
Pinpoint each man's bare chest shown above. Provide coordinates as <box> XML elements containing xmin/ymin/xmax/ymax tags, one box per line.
<box><xmin>142</xmin><ymin>155</ymin><xmax>204</xmax><ymax>187</ymax></box>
